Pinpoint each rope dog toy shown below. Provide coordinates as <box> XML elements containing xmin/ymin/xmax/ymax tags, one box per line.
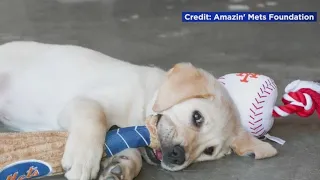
<box><xmin>219</xmin><ymin>73</ymin><xmax>320</xmax><ymax>145</ymax></box>
<box><xmin>272</xmin><ymin>80</ymin><xmax>320</xmax><ymax>118</ymax></box>
<box><xmin>0</xmin><ymin>116</ymin><xmax>159</xmax><ymax>180</ymax></box>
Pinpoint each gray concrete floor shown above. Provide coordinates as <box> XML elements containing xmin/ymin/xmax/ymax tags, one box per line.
<box><xmin>0</xmin><ymin>0</ymin><xmax>320</xmax><ymax>179</ymax></box>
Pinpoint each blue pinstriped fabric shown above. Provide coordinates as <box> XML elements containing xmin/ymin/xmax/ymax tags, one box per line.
<box><xmin>104</xmin><ymin>126</ymin><xmax>151</xmax><ymax>157</ymax></box>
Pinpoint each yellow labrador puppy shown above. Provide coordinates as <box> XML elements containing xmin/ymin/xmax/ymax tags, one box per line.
<box><xmin>0</xmin><ymin>41</ymin><xmax>277</xmax><ymax>180</ymax></box>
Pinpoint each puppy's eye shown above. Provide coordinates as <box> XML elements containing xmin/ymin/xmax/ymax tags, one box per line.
<box><xmin>203</xmin><ymin>146</ymin><xmax>214</xmax><ymax>155</ymax></box>
<box><xmin>192</xmin><ymin>110</ymin><xmax>204</xmax><ymax>127</ymax></box>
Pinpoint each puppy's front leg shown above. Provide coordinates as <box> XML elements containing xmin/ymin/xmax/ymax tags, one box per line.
<box><xmin>58</xmin><ymin>97</ymin><xmax>108</xmax><ymax>180</ymax></box>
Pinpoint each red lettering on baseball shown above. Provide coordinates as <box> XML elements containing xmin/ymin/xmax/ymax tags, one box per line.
<box><xmin>236</xmin><ymin>73</ymin><xmax>259</xmax><ymax>83</ymax></box>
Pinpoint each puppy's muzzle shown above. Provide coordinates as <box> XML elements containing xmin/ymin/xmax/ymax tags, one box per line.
<box><xmin>162</xmin><ymin>145</ymin><xmax>186</xmax><ymax>165</ymax></box>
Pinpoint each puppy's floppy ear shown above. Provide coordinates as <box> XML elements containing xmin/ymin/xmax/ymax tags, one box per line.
<box><xmin>230</xmin><ymin>127</ymin><xmax>278</xmax><ymax>159</ymax></box>
<box><xmin>153</xmin><ymin>63</ymin><xmax>215</xmax><ymax>112</ymax></box>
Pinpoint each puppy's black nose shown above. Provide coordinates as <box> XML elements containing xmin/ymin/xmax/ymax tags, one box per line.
<box><xmin>166</xmin><ymin>145</ymin><xmax>185</xmax><ymax>165</ymax></box>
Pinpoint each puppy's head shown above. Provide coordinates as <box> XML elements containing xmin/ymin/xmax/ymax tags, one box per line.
<box><xmin>148</xmin><ymin>63</ymin><xmax>277</xmax><ymax>171</ymax></box>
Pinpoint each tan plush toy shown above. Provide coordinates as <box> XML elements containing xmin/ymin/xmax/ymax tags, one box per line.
<box><xmin>0</xmin><ymin>116</ymin><xmax>159</xmax><ymax>180</ymax></box>
<box><xmin>1</xmin><ymin>131</ymin><xmax>68</xmax><ymax>179</ymax></box>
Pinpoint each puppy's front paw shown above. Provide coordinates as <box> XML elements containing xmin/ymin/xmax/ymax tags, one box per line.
<box><xmin>98</xmin><ymin>150</ymin><xmax>141</xmax><ymax>180</ymax></box>
<box><xmin>62</xmin><ymin>134</ymin><xmax>104</xmax><ymax>180</ymax></box>
<box><xmin>253</xmin><ymin>142</ymin><xmax>278</xmax><ymax>159</ymax></box>
<box><xmin>99</xmin><ymin>161</ymin><xmax>125</xmax><ymax>180</ymax></box>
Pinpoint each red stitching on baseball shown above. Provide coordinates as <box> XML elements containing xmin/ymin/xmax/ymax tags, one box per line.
<box><xmin>251</xmin><ymin>127</ymin><xmax>264</xmax><ymax>134</ymax></box>
<box><xmin>268</xmin><ymin>79</ymin><xmax>276</xmax><ymax>89</ymax></box>
<box><xmin>264</xmin><ymin>91</ymin><xmax>271</xmax><ymax>95</ymax></box>
<box><xmin>255</xmin><ymin>98</ymin><xmax>265</xmax><ymax>104</ymax></box>
<box><xmin>258</xmin><ymin>92</ymin><xmax>267</xmax><ymax>98</ymax></box>
<box><xmin>252</xmin><ymin>103</ymin><xmax>262</xmax><ymax>109</ymax></box>
<box><xmin>265</xmin><ymin>81</ymin><xmax>273</xmax><ymax>89</ymax></box>
<box><xmin>255</xmin><ymin>128</ymin><xmax>264</xmax><ymax>134</ymax></box>
<box><xmin>250</xmin><ymin>124</ymin><xmax>262</xmax><ymax>130</ymax></box>
<box><xmin>248</xmin><ymin>79</ymin><xmax>275</xmax><ymax>136</ymax></box>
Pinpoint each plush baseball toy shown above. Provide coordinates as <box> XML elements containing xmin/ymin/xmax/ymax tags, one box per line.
<box><xmin>218</xmin><ymin>72</ymin><xmax>320</xmax><ymax>144</ymax></box>
<box><xmin>0</xmin><ymin>116</ymin><xmax>159</xmax><ymax>180</ymax></box>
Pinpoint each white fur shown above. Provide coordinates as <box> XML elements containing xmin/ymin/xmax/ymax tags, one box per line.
<box><xmin>0</xmin><ymin>41</ymin><xmax>164</xmax><ymax>131</ymax></box>
<box><xmin>0</xmin><ymin>41</ymin><xmax>167</xmax><ymax>180</ymax></box>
